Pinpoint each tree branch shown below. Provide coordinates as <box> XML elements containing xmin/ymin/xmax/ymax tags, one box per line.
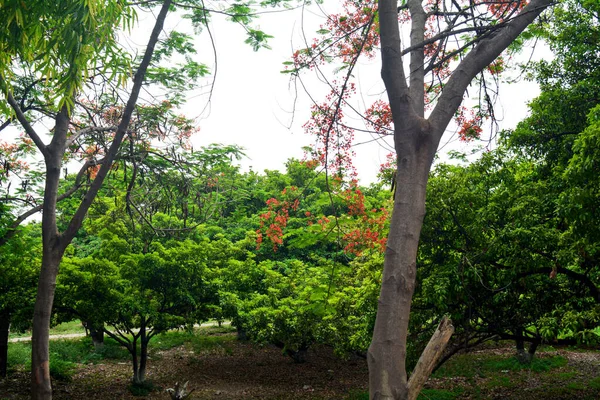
<box><xmin>429</xmin><ymin>0</ymin><xmax>555</xmax><ymax>139</ymax></box>
<box><xmin>3</xmin><ymin>88</ymin><xmax>48</xmax><ymax>158</ymax></box>
<box><xmin>62</xmin><ymin>0</ymin><xmax>173</xmax><ymax>245</ymax></box>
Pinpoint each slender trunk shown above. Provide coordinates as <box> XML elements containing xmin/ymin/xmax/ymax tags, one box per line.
<box><xmin>32</xmin><ymin>127</ymin><xmax>68</xmax><ymax>400</ymax></box>
<box><xmin>0</xmin><ymin>310</ymin><xmax>10</xmax><ymax>377</ymax></box>
<box><xmin>138</xmin><ymin>323</ymin><xmax>148</xmax><ymax>384</ymax></box>
<box><xmin>130</xmin><ymin>337</ymin><xmax>140</xmax><ymax>384</ymax></box>
<box><xmin>89</xmin><ymin>327</ymin><xmax>104</xmax><ymax>352</ymax></box>
<box><xmin>31</xmin><ymin>252</ymin><xmax>63</xmax><ymax>400</ymax></box>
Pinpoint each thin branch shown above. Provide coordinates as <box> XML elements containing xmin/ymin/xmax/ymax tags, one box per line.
<box><xmin>3</xmin><ymin>88</ymin><xmax>48</xmax><ymax>157</ymax></box>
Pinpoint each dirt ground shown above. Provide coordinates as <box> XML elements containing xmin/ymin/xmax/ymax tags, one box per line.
<box><xmin>1</xmin><ymin>338</ymin><xmax>369</xmax><ymax>399</ymax></box>
<box><xmin>1</xmin><ymin>336</ymin><xmax>599</xmax><ymax>399</ymax></box>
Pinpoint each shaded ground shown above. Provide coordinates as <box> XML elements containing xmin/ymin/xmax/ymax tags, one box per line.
<box><xmin>1</xmin><ymin>335</ymin><xmax>369</xmax><ymax>399</ymax></box>
<box><xmin>1</xmin><ymin>333</ymin><xmax>599</xmax><ymax>399</ymax></box>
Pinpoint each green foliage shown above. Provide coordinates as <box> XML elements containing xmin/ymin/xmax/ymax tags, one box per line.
<box><xmin>0</xmin><ymin>0</ymin><xmax>134</xmax><ymax>110</ymax></box>
<box><xmin>0</xmin><ymin>224</ymin><xmax>41</xmax><ymax>332</ymax></box>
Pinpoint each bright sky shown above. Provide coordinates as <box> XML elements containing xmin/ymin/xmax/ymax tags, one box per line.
<box><xmin>129</xmin><ymin>3</ymin><xmax>545</xmax><ymax>184</ymax></box>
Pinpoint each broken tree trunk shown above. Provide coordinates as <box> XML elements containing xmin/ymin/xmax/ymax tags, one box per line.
<box><xmin>407</xmin><ymin>317</ymin><xmax>454</xmax><ymax>400</ymax></box>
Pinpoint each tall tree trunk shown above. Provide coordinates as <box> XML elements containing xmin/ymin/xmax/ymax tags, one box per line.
<box><xmin>368</xmin><ymin>126</ymin><xmax>437</xmax><ymax>400</ymax></box>
<box><xmin>138</xmin><ymin>322</ymin><xmax>148</xmax><ymax>384</ymax></box>
<box><xmin>0</xmin><ymin>310</ymin><xmax>10</xmax><ymax>377</ymax></box>
<box><xmin>25</xmin><ymin>2</ymin><xmax>173</xmax><ymax>398</ymax></box>
<box><xmin>370</xmin><ymin>0</ymin><xmax>554</xmax><ymax>397</ymax></box>
<box><xmin>31</xmin><ymin>251</ymin><xmax>64</xmax><ymax>399</ymax></box>
<box><xmin>31</xmin><ymin>111</ymin><xmax>68</xmax><ymax>400</ymax></box>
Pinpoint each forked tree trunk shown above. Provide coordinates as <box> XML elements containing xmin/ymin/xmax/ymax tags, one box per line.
<box><xmin>0</xmin><ymin>310</ymin><xmax>10</xmax><ymax>377</ymax></box>
<box><xmin>25</xmin><ymin>2</ymin><xmax>173</xmax><ymax>398</ymax></box>
<box><xmin>370</xmin><ymin>0</ymin><xmax>554</xmax><ymax>398</ymax></box>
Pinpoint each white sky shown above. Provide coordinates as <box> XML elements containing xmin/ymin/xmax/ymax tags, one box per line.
<box><xmin>116</xmin><ymin>3</ymin><xmax>545</xmax><ymax>184</ymax></box>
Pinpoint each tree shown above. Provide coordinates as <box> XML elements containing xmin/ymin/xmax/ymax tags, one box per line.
<box><xmin>57</xmin><ymin>231</ymin><xmax>217</xmax><ymax>385</ymax></box>
<box><xmin>1</xmin><ymin>0</ymin><xmax>285</xmax><ymax>396</ymax></box>
<box><xmin>0</xmin><ymin>224</ymin><xmax>41</xmax><ymax>377</ymax></box>
<box><xmin>290</xmin><ymin>0</ymin><xmax>555</xmax><ymax>397</ymax></box>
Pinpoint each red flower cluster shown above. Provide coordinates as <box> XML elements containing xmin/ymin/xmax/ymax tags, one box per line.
<box><xmin>256</xmin><ymin>187</ymin><xmax>300</xmax><ymax>251</ymax></box>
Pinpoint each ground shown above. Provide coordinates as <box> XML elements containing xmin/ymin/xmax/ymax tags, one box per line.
<box><xmin>1</xmin><ymin>328</ymin><xmax>599</xmax><ymax>399</ymax></box>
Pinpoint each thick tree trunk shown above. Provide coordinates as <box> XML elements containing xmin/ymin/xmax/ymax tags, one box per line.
<box><xmin>367</xmin><ymin>127</ymin><xmax>437</xmax><ymax>400</ymax></box>
<box><xmin>0</xmin><ymin>310</ymin><xmax>10</xmax><ymax>377</ymax></box>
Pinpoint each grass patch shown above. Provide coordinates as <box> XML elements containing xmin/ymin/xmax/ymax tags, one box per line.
<box><xmin>7</xmin><ymin>342</ymin><xmax>31</xmax><ymax>372</ymax></box>
<box><xmin>418</xmin><ymin>388</ymin><xmax>463</xmax><ymax>399</ymax></box>
<box><xmin>485</xmin><ymin>376</ymin><xmax>516</xmax><ymax>389</ymax></box>
<box><xmin>589</xmin><ymin>376</ymin><xmax>600</xmax><ymax>389</ymax></box>
<box><xmin>49</xmin><ymin>358</ymin><xmax>76</xmax><ymax>381</ymax></box>
<box><xmin>483</xmin><ymin>355</ymin><xmax>568</xmax><ymax>373</ymax></box>
<box><xmin>152</xmin><ymin>329</ymin><xmax>235</xmax><ymax>354</ymax></box>
<box><xmin>556</xmin><ymin>371</ymin><xmax>577</xmax><ymax>379</ymax></box>
<box><xmin>566</xmin><ymin>381</ymin><xmax>585</xmax><ymax>390</ymax></box>
<box><xmin>50</xmin><ymin>320</ymin><xmax>86</xmax><ymax>335</ymax></box>
<box><xmin>7</xmin><ymin>336</ymin><xmax>130</xmax><ymax>374</ymax></box>
<box><xmin>8</xmin><ymin>319</ymin><xmax>86</xmax><ymax>339</ymax></box>
<box><xmin>434</xmin><ymin>353</ymin><xmax>568</xmax><ymax>379</ymax></box>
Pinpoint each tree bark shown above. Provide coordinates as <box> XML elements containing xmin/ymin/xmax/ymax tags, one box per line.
<box><xmin>0</xmin><ymin>310</ymin><xmax>10</xmax><ymax>377</ymax></box>
<box><xmin>31</xmin><ymin>252</ymin><xmax>64</xmax><ymax>400</ymax></box>
<box><xmin>407</xmin><ymin>317</ymin><xmax>454</xmax><ymax>400</ymax></box>
<box><xmin>367</xmin><ymin>122</ymin><xmax>437</xmax><ymax>400</ymax></box>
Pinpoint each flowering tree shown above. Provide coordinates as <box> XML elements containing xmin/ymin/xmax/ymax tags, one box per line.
<box><xmin>290</xmin><ymin>0</ymin><xmax>555</xmax><ymax>398</ymax></box>
<box><xmin>0</xmin><ymin>0</ymin><xmax>284</xmax><ymax>398</ymax></box>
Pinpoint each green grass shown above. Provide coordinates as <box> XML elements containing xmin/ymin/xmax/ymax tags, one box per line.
<box><xmin>484</xmin><ymin>376</ymin><xmax>516</xmax><ymax>389</ymax></box>
<box><xmin>152</xmin><ymin>329</ymin><xmax>236</xmax><ymax>354</ymax></box>
<box><xmin>8</xmin><ymin>319</ymin><xmax>86</xmax><ymax>339</ymax></box>
<box><xmin>433</xmin><ymin>353</ymin><xmax>568</xmax><ymax>378</ymax></box>
<box><xmin>418</xmin><ymin>388</ymin><xmax>463</xmax><ymax>400</ymax></box>
<box><xmin>7</xmin><ymin>336</ymin><xmax>130</xmax><ymax>377</ymax></box>
<box><xmin>483</xmin><ymin>355</ymin><xmax>568</xmax><ymax>372</ymax></box>
<box><xmin>589</xmin><ymin>376</ymin><xmax>600</xmax><ymax>389</ymax></box>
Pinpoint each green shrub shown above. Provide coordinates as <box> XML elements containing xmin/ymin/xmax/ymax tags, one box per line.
<box><xmin>49</xmin><ymin>357</ymin><xmax>76</xmax><ymax>381</ymax></box>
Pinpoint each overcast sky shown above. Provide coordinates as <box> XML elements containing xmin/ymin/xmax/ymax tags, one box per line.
<box><xmin>131</xmin><ymin>3</ymin><xmax>545</xmax><ymax>184</ymax></box>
